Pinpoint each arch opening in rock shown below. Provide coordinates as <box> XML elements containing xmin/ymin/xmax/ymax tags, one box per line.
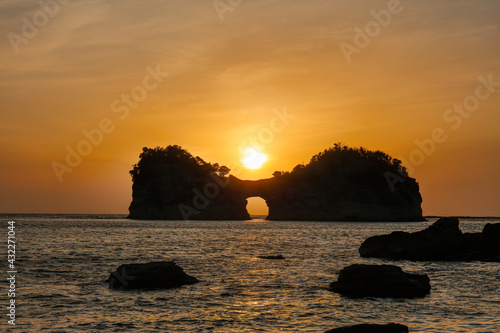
<box><xmin>245</xmin><ymin>196</ymin><xmax>269</xmax><ymax>219</ymax></box>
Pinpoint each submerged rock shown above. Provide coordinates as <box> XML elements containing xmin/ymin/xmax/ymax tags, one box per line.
<box><xmin>258</xmin><ymin>255</ymin><xmax>285</xmax><ymax>260</ymax></box>
<box><xmin>325</xmin><ymin>323</ymin><xmax>409</xmax><ymax>333</ymax></box>
<box><xmin>359</xmin><ymin>217</ymin><xmax>500</xmax><ymax>261</ymax></box>
<box><xmin>329</xmin><ymin>264</ymin><xmax>430</xmax><ymax>298</ymax></box>
<box><xmin>107</xmin><ymin>261</ymin><xmax>198</xmax><ymax>290</ymax></box>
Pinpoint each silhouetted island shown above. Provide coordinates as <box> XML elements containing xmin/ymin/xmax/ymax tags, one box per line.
<box><xmin>128</xmin><ymin>144</ymin><xmax>424</xmax><ymax>221</ymax></box>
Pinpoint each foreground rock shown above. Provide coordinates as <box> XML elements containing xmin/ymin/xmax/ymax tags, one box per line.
<box><xmin>107</xmin><ymin>261</ymin><xmax>199</xmax><ymax>290</ymax></box>
<box><xmin>359</xmin><ymin>217</ymin><xmax>500</xmax><ymax>261</ymax></box>
<box><xmin>329</xmin><ymin>264</ymin><xmax>430</xmax><ymax>298</ymax></box>
<box><xmin>325</xmin><ymin>323</ymin><xmax>409</xmax><ymax>333</ymax></box>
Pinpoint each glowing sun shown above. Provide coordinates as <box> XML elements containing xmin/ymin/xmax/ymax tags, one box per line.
<box><xmin>241</xmin><ymin>147</ymin><xmax>268</xmax><ymax>170</ymax></box>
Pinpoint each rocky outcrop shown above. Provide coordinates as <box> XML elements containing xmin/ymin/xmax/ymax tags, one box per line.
<box><xmin>107</xmin><ymin>261</ymin><xmax>199</xmax><ymax>290</ymax></box>
<box><xmin>325</xmin><ymin>323</ymin><xmax>409</xmax><ymax>333</ymax></box>
<box><xmin>328</xmin><ymin>264</ymin><xmax>431</xmax><ymax>298</ymax></box>
<box><xmin>359</xmin><ymin>217</ymin><xmax>500</xmax><ymax>261</ymax></box>
<box><xmin>127</xmin><ymin>146</ymin><xmax>250</xmax><ymax>220</ymax></box>
<box><xmin>128</xmin><ymin>144</ymin><xmax>424</xmax><ymax>221</ymax></box>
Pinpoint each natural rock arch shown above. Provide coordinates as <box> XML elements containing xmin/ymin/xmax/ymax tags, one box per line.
<box><xmin>128</xmin><ymin>145</ymin><xmax>424</xmax><ymax>222</ymax></box>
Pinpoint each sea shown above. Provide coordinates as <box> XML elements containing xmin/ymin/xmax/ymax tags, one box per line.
<box><xmin>1</xmin><ymin>215</ymin><xmax>499</xmax><ymax>332</ymax></box>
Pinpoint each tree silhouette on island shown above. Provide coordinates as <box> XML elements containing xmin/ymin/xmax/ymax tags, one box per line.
<box><xmin>128</xmin><ymin>143</ymin><xmax>423</xmax><ymax>221</ymax></box>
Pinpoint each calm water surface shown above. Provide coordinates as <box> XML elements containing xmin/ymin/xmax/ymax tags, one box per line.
<box><xmin>2</xmin><ymin>215</ymin><xmax>499</xmax><ymax>332</ymax></box>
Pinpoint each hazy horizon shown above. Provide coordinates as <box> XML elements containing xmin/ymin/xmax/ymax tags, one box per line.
<box><xmin>1</xmin><ymin>0</ymin><xmax>500</xmax><ymax>216</ymax></box>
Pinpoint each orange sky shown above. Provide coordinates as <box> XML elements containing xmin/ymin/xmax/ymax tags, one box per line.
<box><xmin>1</xmin><ymin>0</ymin><xmax>499</xmax><ymax>216</ymax></box>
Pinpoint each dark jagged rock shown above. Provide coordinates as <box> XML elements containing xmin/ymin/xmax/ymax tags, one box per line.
<box><xmin>325</xmin><ymin>323</ymin><xmax>409</xmax><ymax>333</ymax></box>
<box><xmin>128</xmin><ymin>144</ymin><xmax>424</xmax><ymax>221</ymax></box>
<box><xmin>359</xmin><ymin>218</ymin><xmax>500</xmax><ymax>261</ymax></box>
<box><xmin>107</xmin><ymin>261</ymin><xmax>198</xmax><ymax>290</ymax></box>
<box><xmin>359</xmin><ymin>217</ymin><xmax>463</xmax><ymax>260</ymax></box>
<box><xmin>328</xmin><ymin>264</ymin><xmax>430</xmax><ymax>298</ymax></box>
<box><xmin>258</xmin><ymin>255</ymin><xmax>285</xmax><ymax>260</ymax></box>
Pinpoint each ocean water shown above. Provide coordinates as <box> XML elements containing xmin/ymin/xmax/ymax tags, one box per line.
<box><xmin>2</xmin><ymin>215</ymin><xmax>499</xmax><ymax>332</ymax></box>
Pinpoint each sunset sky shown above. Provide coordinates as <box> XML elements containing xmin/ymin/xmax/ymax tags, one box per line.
<box><xmin>1</xmin><ymin>0</ymin><xmax>499</xmax><ymax>216</ymax></box>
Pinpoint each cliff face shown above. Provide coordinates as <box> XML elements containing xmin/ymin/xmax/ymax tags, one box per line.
<box><xmin>128</xmin><ymin>171</ymin><xmax>251</xmax><ymax>220</ymax></box>
<box><xmin>128</xmin><ymin>145</ymin><xmax>424</xmax><ymax>221</ymax></box>
<box><xmin>229</xmin><ymin>171</ymin><xmax>422</xmax><ymax>222</ymax></box>
<box><xmin>264</xmin><ymin>176</ymin><xmax>422</xmax><ymax>222</ymax></box>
